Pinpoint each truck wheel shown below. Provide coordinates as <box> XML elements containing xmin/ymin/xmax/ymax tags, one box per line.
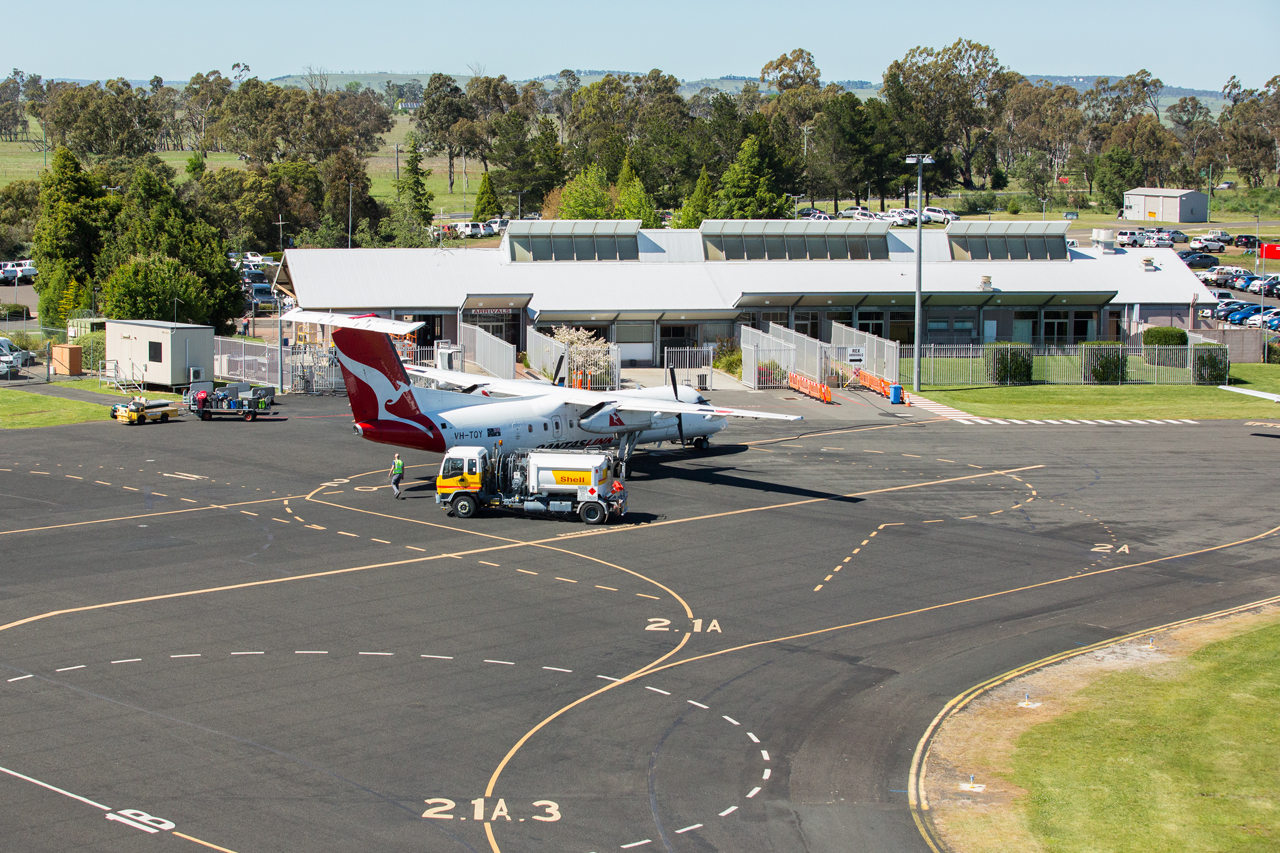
<box><xmin>243</xmin><ymin>411</ymin><xmax>253</xmax><ymax>422</ymax></box>
<box><xmin>580</xmin><ymin>501</ymin><xmax>606</xmax><ymax>525</ymax></box>
<box><xmin>452</xmin><ymin>493</ymin><xmax>478</xmax><ymax>519</ymax></box>
<box><xmin>135</xmin><ymin>415</ymin><xmax>145</xmax><ymax>425</ymax></box>
<box><xmin>249</xmin><ymin>411</ymin><xmax>258</xmax><ymax>422</ymax></box>
<box><xmin>201</xmin><ymin>410</ymin><xmax>212</xmax><ymax>421</ymax></box>
<box><xmin>160</xmin><ymin>413</ymin><xmax>169</xmax><ymax>424</ymax></box>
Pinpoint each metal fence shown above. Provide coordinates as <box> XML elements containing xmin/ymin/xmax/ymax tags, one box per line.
<box><xmin>767</xmin><ymin>323</ymin><xmax>826</xmax><ymax>381</ymax></box>
<box><xmin>897</xmin><ymin>343</ymin><xmax>1230</xmax><ymax>386</ymax></box>
<box><xmin>565</xmin><ymin>342</ymin><xmax>621</xmax><ymax>391</ymax></box>
<box><xmin>287</xmin><ymin>344</ymin><xmax>344</xmax><ymax>394</ymax></box>
<box><xmin>663</xmin><ymin>346</ymin><xmax>714</xmax><ymax>390</ymax></box>
<box><xmin>526</xmin><ymin>329</ymin><xmax>567</xmax><ymax>382</ymax></box>
<box><xmin>214</xmin><ymin>336</ymin><xmax>283</xmax><ymax>386</ymax></box>
<box><xmin>830</xmin><ymin>322</ymin><xmax>900</xmax><ymax>384</ymax></box>
<box><xmin>460</xmin><ymin>323</ymin><xmax>516</xmax><ymax>379</ymax></box>
<box><xmin>741</xmin><ymin>344</ymin><xmax>796</xmax><ymax>389</ymax></box>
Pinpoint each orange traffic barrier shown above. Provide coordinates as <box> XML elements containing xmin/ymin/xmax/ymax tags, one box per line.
<box><xmin>857</xmin><ymin>370</ymin><xmax>910</xmax><ymax>406</ymax></box>
<box><xmin>788</xmin><ymin>372</ymin><xmax>833</xmax><ymax>404</ymax></box>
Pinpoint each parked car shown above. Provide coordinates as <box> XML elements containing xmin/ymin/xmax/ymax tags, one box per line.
<box><xmin>1167</xmin><ymin>230</ymin><xmax>1189</xmax><ymax>243</ymax></box>
<box><xmin>485</xmin><ymin>218</ymin><xmax>510</xmax><ymax>235</ymax></box>
<box><xmin>806</xmin><ymin>212</ymin><xmax>832</xmax><ymax>221</ymax></box>
<box><xmin>837</xmin><ymin>206</ymin><xmax>870</xmax><ymax>219</ymax></box>
<box><xmin>521</xmin><ymin>212</ymin><xmax>542</xmax><ymax>220</ymax></box>
<box><xmin>1235</xmin><ymin>234</ymin><xmax>1260</xmax><ymax>249</ymax></box>
<box><xmin>1183</xmin><ymin>253</ymin><xmax>1218</xmax><ymax>269</ymax></box>
<box><xmin>1190</xmin><ymin>237</ymin><xmax>1226</xmax><ymax>252</ymax></box>
<box><xmin>1116</xmin><ymin>230</ymin><xmax>1145</xmax><ymax>248</ymax></box>
<box><xmin>880</xmin><ymin>211</ymin><xmax>911</xmax><ymax>226</ymax></box>
<box><xmin>1212</xmin><ymin>301</ymin><xmax>1251</xmax><ymax>319</ymax></box>
<box><xmin>795</xmin><ymin>207</ymin><xmax>824</xmax><ymax>219</ymax></box>
<box><xmin>1266</xmin><ymin>316</ymin><xmax>1280</xmax><ymax>331</ymax></box>
<box><xmin>922</xmin><ymin>206</ymin><xmax>959</xmax><ymax>223</ymax></box>
<box><xmin>0</xmin><ymin>336</ymin><xmax>36</xmax><ymax>366</ymax></box>
<box><xmin>1142</xmin><ymin>232</ymin><xmax>1174</xmax><ymax>248</ymax></box>
<box><xmin>0</xmin><ymin>262</ymin><xmax>17</xmax><ymax>283</ymax></box>
<box><xmin>1207</xmin><ymin>229</ymin><xmax>1232</xmax><ymax>243</ymax></box>
<box><xmin>891</xmin><ymin>208</ymin><xmax>920</xmax><ymax>225</ymax></box>
<box><xmin>241</xmin><ymin>270</ymin><xmax>268</xmax><ymax>286</ymax></box>
<box><xmin>1245</xmin><ymin>308</ymin><xmax>1280</xmax><ymax>327</ymax></box>
<box><xmin>1227</xmin><ymin>305</ymin><xmax>1266</xmax><ymax>324</ymax></box>
<box><xmin>1264</xmin><ymin>281</ymin><xmax>1280</xmax><ymax>298</ymax></box>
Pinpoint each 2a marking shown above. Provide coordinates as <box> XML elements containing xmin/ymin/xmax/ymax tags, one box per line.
<box><xmin>422</xmin><ymin>798</ymin><xmax>560</xmax><ymax>822</ymax></box>
<box><xmin>1091</xmin><ymin>544</ymin><xmax>1130</xmax><ymax>553</ymax></box>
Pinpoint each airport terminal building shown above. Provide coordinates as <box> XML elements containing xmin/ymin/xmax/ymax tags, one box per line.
<box><xmin>277</xmin><ymin>219</ymin><xmax>1214</xmax><ymax>365</ymax></box>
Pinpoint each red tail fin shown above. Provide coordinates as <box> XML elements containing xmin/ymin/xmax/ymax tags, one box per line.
<box><xmin>332</xmin><ymin>328</ymin><xmax>445</xmax><ymax>452</ymax></box>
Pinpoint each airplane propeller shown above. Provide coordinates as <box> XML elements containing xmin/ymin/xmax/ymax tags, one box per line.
<box><xmin>553</xmin><ymin>354</ymin><xmax>566</xmax><ymax>386</ymax></box>
<box><xmin>668</xmin><ymin>366</ymin><xmax>686</xmax><ymax>446</ymax></box>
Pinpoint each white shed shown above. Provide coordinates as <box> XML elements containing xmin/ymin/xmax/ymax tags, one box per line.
<box><xmin>1122</xmin><ymin>188</ymin><xmax>1208</xmax><ymax>223</ymax></box>
<box><xmin>105</xmin><ymin>320</ymin><xmax>214</xmax><ymax>387</ymax></box>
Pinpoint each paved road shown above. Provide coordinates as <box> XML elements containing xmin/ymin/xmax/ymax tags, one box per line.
<box><xmin>0</xmin><ymin>391</ymin><xmax>1276</xmax><ymax>853</ymax></box>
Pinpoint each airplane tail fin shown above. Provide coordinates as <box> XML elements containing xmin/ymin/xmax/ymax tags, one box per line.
<box><xmin>331</xmin><ymin>327</ymin><xmax>445</xmax><ymax>452</ymax></box>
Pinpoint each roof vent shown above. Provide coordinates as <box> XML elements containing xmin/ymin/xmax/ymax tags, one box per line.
<box><xmin>1142</xmin><ymin>257</ymin><xmax>1157</xmax><ymax>271</ymax></box>
<box><xmin>977</xmin><ymin>275</ymin><xmax>994</xmax><ymax>292</ymax></box>
<box><xmin>1092</xmin><ymin>229</ymin><xmax>1117</xmax><ymax>253</ymax></box>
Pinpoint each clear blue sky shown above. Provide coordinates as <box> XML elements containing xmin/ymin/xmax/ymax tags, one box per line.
<box><xmin>11</xmin><ymin>0</ymin><xmax>1278</xmax><ymax>91</ymax></box>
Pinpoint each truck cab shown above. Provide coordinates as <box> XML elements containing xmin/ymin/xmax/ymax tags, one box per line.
<box><xmin>437</xmin><ymin>446</ymin><xmax>487</xmax><ymax>498</ymax></box>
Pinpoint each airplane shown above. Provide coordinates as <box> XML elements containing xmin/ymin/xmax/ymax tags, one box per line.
<box><xmin>285</xmin><ymin>310</ymin><xmax>801</xmax><ymax>471</ymax></box>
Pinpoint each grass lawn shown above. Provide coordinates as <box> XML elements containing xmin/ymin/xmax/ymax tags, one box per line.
<box><xmin>51</xmin><ymin>378</ymin><xmax>183</xmax><ymax>401</ymax></box>
<box><xmin>0</xmin><ymin>387</ymin><xmax>111</xmax><ymax>428</ymax></box>
<box><xmin>918</xmin><ymin>364</ymin><xmax>1280</xmax><ymax>420</ymax></box>
<box><xmin>1012</xmin><ymin>620</ymin><xmax>1280</xmax><ymax>852</ymax></box>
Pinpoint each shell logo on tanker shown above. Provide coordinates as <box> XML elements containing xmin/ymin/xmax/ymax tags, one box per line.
<box><xmin>551</xmin><ymin>470</ymin><xmax>593</xmax><ymax>485</ymax></box>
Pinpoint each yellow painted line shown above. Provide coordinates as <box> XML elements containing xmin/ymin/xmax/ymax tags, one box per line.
<box><xmin>406</xmin><ymin>546</ymin><xmax>426</xmax><ymax>551</ymax></box>
<box><xmin>517</xmin><ymin>569</ymin><xmax>538</xmax><ymax>575</ymax></box>
<box><xmin>338</xmin><ymin>531</ymin><xmax>358</xmax><ymax>537</ymax></box>
<box><xmin>968</xmin><ymin>464</ymin><xmax>983</xmax><ymax>469</ymax></box>
<box><xmin>990</xmin><ymin>510</ymin><xmax>1003</xmax><ymax>515</ymax></box>
<box><xmin>479</xmin><ymin>561</ymin><xmax>500</xmax><ymax>567</ymax></box>
<box><xmin>65</xmin><ymin>475</ymin><xmax>82</xmax><ymax>480</ymax></box>
<box><xmin>778</xmin><ymin>443</ymin><xmax>805</xmax><ymax>448</ymax></box>
<box><xmin>959</xmin><ymin>515</ymin><xmax>977</xmax><ymax>519</ymax></box>
<box><xmin>869</xmin><ymin>532</ymin><xmax>877</xmax><ymax>537</ymax></box>
<box><xmin>95</xmin><ymin>481</ymin><xmax>111</xmax><ymax>486</ymax></box>
<box><xmin>30</xmin><ymin>471</ymin><xmax>50</xmax><ymax>475</ymax></box>
<box><xmin>879</xmin><ymin>523</ymin><xmax>904</xmax><ymax>529</ymax></box>
<box><xmin>824</xmin><ymin>575</ymin><xmax>833</xmax><ymax>581</ymax></box>
<box><xmin>636</xmin><ymin>593</ymin><xmax>660</xmax><ymax>600</ymax></box>
<box><xmin>937</xmin><ymin>458</ymin><xmax>956</xmax><ymax>463</ymax></box>
<box><xmin>813</xmin><ymin>584</ymin><xmax>823</xmax><ymax>591</ymax></box>
<box><xmin>554</xmin><ymin>577</ymin><xmax>578</xmax><ymax>584</ymax></box>
<box><xmin>923</xmin><ymin>519</ymin><xmax>943</xmax><ymax>523</ymax></box>
<box><xmin>173</xmin><ymin>831</ymin><xmax>240</xmax><ymax>852</ymax></box>
<box><xmin>286</xmin><ymin>508</ymin><xmax>294</xmax><ymax>514</ymax></box>
<box><xmin>322</xmin><ymin>490</ymin><xmax>343</xmax><ymax>495</ymax></box>
<box><xmin>864</xmin><ymin>450</ymin><xmax>884</xmax><ymax>454</ymax></box>
<box><xmin>240</xmin><ymin>511</ymin><xmax>257</xmax><ymax>516</ymax></box>
<box><xmin>181</xmin><ymin>498</ymin><xmax>199</xmax><ymax>503</ymax></box>
<box><xmin>153</xmin><ymin>492</ymin><xmax>166</xmax><ymax>497</ymax></box>
<box><xmin>272</xmin><ymin>518</ymin><xmax>289</xmax><ymax>524</ymax></box>
<box><xmin>306</xmin><ymin>524</ymin><xmax>326</xmax><ymax>530</ymax></box>
<box><xmin>902</xmin><ymin>454</ymin><xmax>921</xmax><ymax>458</ymax></box>
<box><xmin>595</xmin><ymin>584</ymin><xmax>617</xmax><ymax>591</ymax></box>
<box><xmin>751</xmin><ymin>447</ymin><xmax>775</xmax><ymax>453</ymax></box>
<box><xmin>843</xmin><ymin>556</ymin><xmax>852</xmax><ymax>562</ymax></box>
<box><xmin>122</xmin><ymin>486</ymin><xmax>138</xmax><ymax>491</ymax></box>
<box><xmin>371</xmin><ymin>538</ymin><xmax>390</xmax><ymax>544</ymax></box>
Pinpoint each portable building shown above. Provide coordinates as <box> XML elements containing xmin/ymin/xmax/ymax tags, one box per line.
<box><xmin>1121</xmin><ymin>188</ymin><xmax>1208</xmax><ymax>223</ymax></box>
<box><xmin>104</xmin><ymin>320</ymin><xmax>214</xmax><ymax>387</ymax></box>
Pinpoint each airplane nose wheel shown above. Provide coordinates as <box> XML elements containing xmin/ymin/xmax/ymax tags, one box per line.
<box><xmin>692</xmin><ymin>437</ymin><xmax>710</xmax><ymax>451</ymax></box>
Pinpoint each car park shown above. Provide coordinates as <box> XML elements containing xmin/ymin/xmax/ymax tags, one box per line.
<box><xmin>1211</xmin><ymin>300</ymin><xmax>1251</xmax><ymax>319</ymax></box>
<box><xmin>1244</xmin><ymin>307</ymin><xmax>1280</xmax><ymax>327</ymax></box>
<box><xmin>1235</xmin><ymin>234</ymin><xmax>1260</xmax><ymax>249</ymax></box>
<box><xmin>1189</xmin><ymin>237</ymin><xmax>1225</xmax><ymax>252</ymax></box>
<box><xmin>1227</xmin><ymin>305</ymin><xmax>1265</xmax><ymax>324</ymax></box>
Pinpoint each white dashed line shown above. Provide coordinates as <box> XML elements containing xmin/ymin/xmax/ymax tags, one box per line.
<box><xmin>747</xmin><ymin>786</ymin><xmax>761</xmax><ymax>798</ymax></box>
<box><xmin>597</xmin><ymin>675</ymin><xmax>621</xmax><ymax>682</ymax></box>
<box><xmin>55</xmin><ymin>666</ymin><xmax>85</xmax><ymax>672</ymax></box>
<box><xmin>543</xmin><ymin>667</ymin><xmax>572</xmax><ymax>673</ymax></box>
<box><xmin>675</xmin><ymin>824</ymin><xmax>703</xmax><ymax>834</ymax></box>
<box><xmin>370</xmin><ymin>538</ymin><xmax>390</xmax><ymax>544</ymax></box>
<box><xmin>645</xmin><ymin>686</ymin><xmax>671</xmax><ymax>695</ymax></box>
<box><xmin>170</xmin><ymin>654</ymin><xmax>200</xmax><ymax>658</ymax></box>
<box><xmin>761</xmin><ymin>750</ymin><xmax>770</xmax><ymax>761</ymax></box>
<box><xmin>406</xmin><ymin>546</ymin><xmax>426</xmax><ymax>551</ymax></box>
<box><xmin>359</xmin><ymin>652</ymin><xmax>393</xmax><ymax>656</ymax></box>
<box><xmin>687</xmin><ymin>700</ymin><xmax>709</xmax><ymax>709</ymax></box>
<box><xmin>7</xmin><ymin>675</ymin><xmax>32</xmax><ymax>682</ymax></box>
<box><xmin>231</xmin><ymin>652</ymin><xmax>264</xmax><ymax>655</ymax></box>
<box><xmin>0</xmin><ymin>764</ymin><xmax>111</xmax><ymax>811</ymax></box>
<box><xmin>762</xmin><ymin>768</ymin><xmax>771</xmax><ymax>780</ymax></box>
<box><xmin>620</xmin><ymin>841</ymin><xmax>651</xmax><ymax>849</ymax></box>
<box><xmin>421</xmin><ymin>655</ymin><xmax>453</xmax><ymax>660</ymax></box>
<box><xmin>722</xmin><ymin>715</ymin><xmax>740</xmax><ymax>725</ymax></box>
<box><xmin>718</xmin><ymin>806</ymin><xmax>738</xmax><ymax>816</ymax></box>
<box><xmin>747</xmin><ymin>732</ymin><xmax>760</xmax><ymax>743</ymax></box>
<box><xmin>111</xmin><ymin>659</ymin><xmax>141</xmax><ymax>664</ymax></box>
<box><xmin>484</xmin><ymin>659</ymin><xmax>515</xmax><ymax>666</ymax></box>
<box><xmin>295</xmin><ymin>651</ymin><xmax>328</xmax><ymax>655</ymax></box>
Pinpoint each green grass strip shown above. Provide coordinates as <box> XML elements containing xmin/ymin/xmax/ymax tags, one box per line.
<box><xmin>1012</xmin><ymin>620</ymin><xmax>1280</xmax><ymax>852</ymax></box>
<box><xmin>0</xmin><ymin>387</ymin><xmax>112</xmax><ymax>428</ymax></box>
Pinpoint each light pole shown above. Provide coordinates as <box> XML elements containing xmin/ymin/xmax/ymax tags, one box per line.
<box><xmin>1040</xmin><ymin>198</ymin><xmax>1048</xmax><ymax>221</ymax></box>
<box><xmin>273</xmin><ymin>215</ymin><xmax>288</xmax><ymax>254</ymax></box>
<box><xmin>787</xmin><ymin>194</ymin><xmax>801</xmax><ymax>219</ymax></box>
<box><xmin>514</xmin><ymin>190</ymin><xmax>527</xmax><ymax>220</ymax></box>
<box><xmin>905</xmin><ymin>155</ymin><xmax>934</xmax><ymax>394</ymax></box>
<box><xmin>347</xmin><ymin>182</ymin><xmax>354</xmax><ymax>249</ymax></box>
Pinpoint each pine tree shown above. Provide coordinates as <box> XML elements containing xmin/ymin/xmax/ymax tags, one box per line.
<box><xmin>673</xmin><ymin>166</ymin><xmax>713</xmax><ymax>229</ymax></box>
<box><xmin>712</xmin><ymin>136</ymin><xmax>791</xmax><ymax>220</ymax></box>
<box><xmin>398</xmin><ymin>134</ymin><xmax>435</xmax><ymax>226</ymax></box>
<box><xmin>616</xmin><ymin>152</ymin><xmax>636</xmax><ymax>190</ymax></box>
<box><xmin>473</xmin><ymin>172</ymin><xmax>501</xmax><ymax>221</ymax></box>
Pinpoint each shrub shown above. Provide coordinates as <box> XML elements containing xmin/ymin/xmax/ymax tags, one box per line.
<box><xmin>1006</xmin><ymin>198</ymin><xmax>1022</xmax><ymax>216</ymax></box>
<box><xmin>984</xmin><ymin>342</ymin><xmax>1032</xmax><ymax>384</ymax></box>
<box><xmin>1081</xmin><ymin>341</ymin><xmax>1127</xmax><ymax>384</ymax></box>
<box><xmin>1193</xmin><ymin>344</ymin><xmax>1229</xmax><ymax>385</ymax></box>
<box><xmin>1268</xmin><ymin>342</ymin><xmax>1280</xmax><ymax>365</ymax></box>
<box><xmin>1</xmin><ymin>303</ymin><xmax>29</xmax><ymax>320</ymax></box>
<box><xmin>1142</xmin><ymin>326</ymin><xmax>1188</xmax><ymax>346</ymax></box>
<box><xmin>757</xmin><ymin>359</ymin><xmax>785</xmax><ymax>386</ymax></box>
<box><xmin>955</xmin><ymin>190</ymin><xmax>996</xmax><ymax>215</ymax></box>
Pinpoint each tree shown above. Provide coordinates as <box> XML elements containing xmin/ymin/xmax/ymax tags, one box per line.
<box><xmin>40</xmin><ymin>79</ymin><xmax>162</xmax><ymax>159</ymax></box>
<box><xmin>761</xmin><ymin>49</ymin><xmax>821</xmax><ymax>93</ymax></box>
<box><xmin>672</xmin><ymin>166</ymin><xmax>712</xmax><ymax>229</ymax></box>
<box><xmin>100</xmin><ymin>254</ymin><xmax>210</xmax><ymax>324</ymax></box>
<box><xmin>886</xmin><ymin>39</ymin><xmax>1020</xmax><ymax>188</ymax></box>
<box><xmin>414</xmin><ymin>73</ymin><xmax>475</xmax><ymax>193</ymax></box>
<box><xmin>1218</xmin><ymin>77</ymin><xmax>1276</xmax><ymax>189</ymax></box>
<box><xmin>473</xmin><ymin>171</ymin><xmax>500</xmax><ymax>220</ymax></box>
<box><xmin>1095</xmin><ymin>147</ymin><xmax>1143</xmax><ymax>208</ymax></box>
<box><xmin>711</xmin><ymin>135</ymin><xmax>790</xmax><ymax>219</ymax></box>
<box><xmin>397</xmin><ymin>132</ymin><xmax>434</xmax><ymax>226</ymax></box>
<box><xmin>614</xmin><ymin>169</ymin><xmax>659</xmax><ymax>228</ymax></box>
<box><xmin>317</xmin><ymin>147</ymin><xmax>378</xmax><ymax>230</ymax></box>
<box><xmin>557</xmin><ymin>163</ymin><xmax>612</xmax><ymax>219</ymax></box>
<box><xmin>32</xmin><ymin>148</ymin><xmax>106</xmax><ymax>288</ymax></box>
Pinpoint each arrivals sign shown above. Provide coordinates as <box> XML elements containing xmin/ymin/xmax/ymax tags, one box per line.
<box><xmin>847</xmin><ymin>346</ymin><xmax>866</xmax><ymax>365</ymax></box>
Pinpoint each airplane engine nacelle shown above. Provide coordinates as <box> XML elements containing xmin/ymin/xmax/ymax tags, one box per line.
<box><xmin>579</xmin><ymin>405</ymin><xmax>658</xmax><ymax>435</ymax></box>
<box><xmin>352</xmin><ymin>420</ymin><xmax>445</xmax><ymax>452</ymax></box>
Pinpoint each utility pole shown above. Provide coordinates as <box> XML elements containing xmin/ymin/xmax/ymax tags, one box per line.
<box><xmin>347</xmin><ymin>182</ymin><xmax>353</xmax><ymax>249</ymax></box>
<box><xmin>905</xmin><ymin>155</ymin><xmax>934</xmax><ymax>394</ymax></box>
<box><xmin>273</xmin><ymin>215</ymin><xmax>288</xmax><ymax>253</ymax></box>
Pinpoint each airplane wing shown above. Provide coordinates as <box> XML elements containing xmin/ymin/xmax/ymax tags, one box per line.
<box><xmin>604</xmin><ymin>398</ymin><xmax>801</xmax><ymax>422</ymax></box>
<box><xmin>403</xmin><ymin>363</ymin><xmax>551</xmax><ymax>396</ymax></box>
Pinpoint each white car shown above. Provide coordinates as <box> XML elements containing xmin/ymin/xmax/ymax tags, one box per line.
<box><xmin>1142</xmin><ymin>233</ymin><xmax>1174</xmax><ymax>248</ymax></box>
<box><xmin>243</xmin><ymin>252</ymin><xmax>265</xmax><ymax>263</ymax></box>
<box><xmin>1189</xmin><ymin>237</ymin><xmax>1225</xmax><ymax>252</ymax></box>
<box><xmin>1245</xmin><ymin>308</ymin><xmax>1280</xmax><ymax>327</ymax></box>
<box><xmin>837</xmin><ymin>206</ymin><xmax>870</xmax><ymax>219</ymax></box>
<box><xmin>0</xmin><ymin>262</ymin><xmax>17</xmax><ymax>283</ymax></box>
<box><xmin>888</xmin><ymin>208</ymin><xmax>917</xmax><ymax>225</ymax></box>
<box><xmin>879</xmin><ymin>211</ymin><xmax>910</xmax><ymax>226</ymax></box>
<box><xmin>485</xmin><ymin>218</ymin><xmax>510</xmax><ymax>234</ymax></box>
<box><xmin>806</xmin><ymin>212</ymin><xmax>832</xmax><ymax>221</ymax></box>
<box><xmin>922</xmin><ymin>206</ymin><xmax>959</xmax><ymax>223</ymax></box>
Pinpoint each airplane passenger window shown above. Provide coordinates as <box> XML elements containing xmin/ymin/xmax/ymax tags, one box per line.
<box><xmin>543</xmin><ymin>423</ymin><xmax>548</xmax><ymax>431</ymax></box>
<box><xmin>527</xmin><ymin>424</ymin><xmax>532</xmax><ymax>433</ymax></box>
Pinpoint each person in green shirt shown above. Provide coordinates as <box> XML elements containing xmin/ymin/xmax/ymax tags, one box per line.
<box><xmin>388</xmin><ymin>453</ymin><xmax>404</xmax><ymax>499</ymax></box>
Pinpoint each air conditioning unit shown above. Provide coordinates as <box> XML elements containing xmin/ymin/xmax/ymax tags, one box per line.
<box><xmin>189</xmin><ymin>367</ymin><xmax>205</xmax><ymax>382</ymax></box>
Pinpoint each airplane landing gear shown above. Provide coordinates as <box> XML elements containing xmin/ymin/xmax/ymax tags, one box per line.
<box><xmin>692</xmin><ymin>436</ymin><xmax>710</xmax><ymax>450</ymax></box>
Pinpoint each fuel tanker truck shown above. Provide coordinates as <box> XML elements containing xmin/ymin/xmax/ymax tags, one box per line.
<box><xmin>435</xmin><ymin>445</ymin><xmax>627</xmax><ymax>524</ymax></box>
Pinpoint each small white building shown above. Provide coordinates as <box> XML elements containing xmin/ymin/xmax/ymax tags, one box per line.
<box><xmin>105</xmin><ymin>320</ymin><xmax>214</xmax><ymax>387</ymax></box>
<box><xmin>1122</xmin><ymin>188</ymin><xmax>1209</xmax><ymax>223</ymax></box>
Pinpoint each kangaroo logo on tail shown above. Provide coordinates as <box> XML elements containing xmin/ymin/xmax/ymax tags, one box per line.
<box><xmin>332</xmin><ymin>327</ymin><xmax>446</xmax><ymax>452</ymax></box>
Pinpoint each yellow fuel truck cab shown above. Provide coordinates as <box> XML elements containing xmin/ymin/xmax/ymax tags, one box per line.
<box><xmin>436</xmin><ymin>446</ymin><xmax>488</xmax><ymax>496</ymax></box>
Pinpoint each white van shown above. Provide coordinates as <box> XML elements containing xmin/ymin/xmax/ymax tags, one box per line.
<box><xmin>1116</xmin><ymin>229</ymin><xmax>1145</xmax><ymax>248</ymax></box>
<box><xmin>0</xmin><ymin>337</ymin><xmax>36</xmax><ymax>366</ymax></box>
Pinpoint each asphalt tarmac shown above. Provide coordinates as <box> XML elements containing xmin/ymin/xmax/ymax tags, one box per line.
<box><xmin>1</xmin><ymin>388</ymin><xmax>1277</xmax><ymax>853</ymax></box>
